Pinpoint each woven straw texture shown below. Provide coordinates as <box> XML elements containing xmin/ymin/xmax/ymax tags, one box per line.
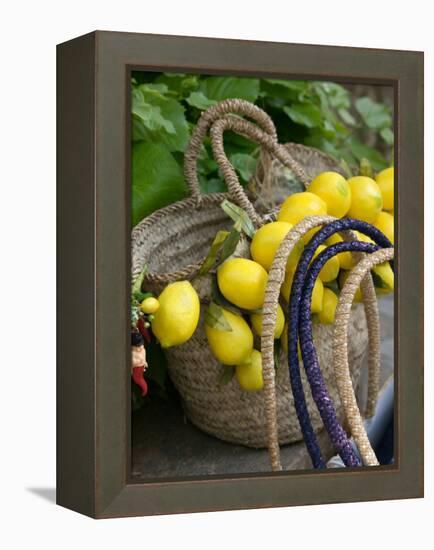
<box><xmin>165</xmin><ymin>304</ymin><xmax>367</xmax><ymax>448</ymax></box>
<box><xmin>131</xmin><ymin>99</ymin><xmax>368</xmax><ymax>449</ymax></box>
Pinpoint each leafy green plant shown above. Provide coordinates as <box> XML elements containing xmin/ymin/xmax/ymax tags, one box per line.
<box><xmin>131</xmin><ymin>73</ymin><xmax>393</xmax><ymax>227</ymax></box>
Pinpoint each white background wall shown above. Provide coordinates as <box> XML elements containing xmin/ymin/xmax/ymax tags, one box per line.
<box><xmin>1</xmin><ymin>1</ymin><xmax>432</xmax><ymax>547</ymax></box>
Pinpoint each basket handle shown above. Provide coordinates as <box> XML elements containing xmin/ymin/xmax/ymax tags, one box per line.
<box><xmin>209</xmin><ymin>116</ymin><xmax>310</xmax><ymax>226</ymax></box>
<box><xmin>333</xmin><ymin>247</ymin><xmax>394</xmax><ymax>466</ymax></box>
<box><xmin>184</xmin><ymin>99</ymin><xmax>278</xmax><ymax>201</ymax></box>
<box><xmin>260</xmin><ymin>216</ymin><xmax>381</xmax><ymax>471</ymax></box>
<box><xmin>184</xmin><ymin>99</ymin><xmax>310</xmax><ymax>225</ymax></box>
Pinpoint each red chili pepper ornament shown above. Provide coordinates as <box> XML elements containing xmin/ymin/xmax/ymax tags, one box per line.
<box><xmin>131</xmin><ymin>331</ymin><xmax>148</xmax><ymax>397</ymax></box>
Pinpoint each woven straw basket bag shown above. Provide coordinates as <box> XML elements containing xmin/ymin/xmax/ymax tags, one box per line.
<box><xmin>132</xmin><ymin>99</ymin><xmax>369</xmax><ymax>449</ymax></box>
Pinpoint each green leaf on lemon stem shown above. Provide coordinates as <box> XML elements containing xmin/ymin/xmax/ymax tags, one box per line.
<box><xmin>205</xmin><ymin>302</ymin><xmax>233</xmax><ymax>331</ymax></box>
<box><xmin>274</xmin><ymin>340</ymin><xmax>281</xmax><ymax>370</ymax></box>
<box><xmin>219</xmin><ymin>222</ymin><xmax>241</xmax><ymax>264</ymax></box>
<box><xmin>220</xmin><ymin>199</ymin><xmax>255</xmax><ymax>238</ymax></box>
<box><xmin>371</xmin><ymin>265</ymin><xmax>393</xmax><ymax>290</ymax></box>
<box><xmin>198</xmin><ymin>230</ymin><xmax>230</xmax><ymax>275</ymax></box>
<box><xmin>132</xmin><ymin>266</ymin><xmax>148</xmax><ymax>295</ymax></box>
<box><xmin>133</xmin><ymin>291</ymin><xmax>153</xmax><ymax>303</ymax></box>
<box><xmin>218</xmin><ymin>365</ymin><xmax>235</xmax><ymax>387</ymax></box>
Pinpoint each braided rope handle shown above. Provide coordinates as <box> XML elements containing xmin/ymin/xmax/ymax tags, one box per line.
<box><xmin>135</xmin><ymin>99</ymin><xmax>310</xmax><ymax>286</ymax></box>
<box><xmin>184</xmin><ymin>99</ymin><xmax>278</xmax><ymax>203</ymax></box>
<box><xmin>183</xmin><ymin>99</ymin><xmax>309</xmax><ymax>226</ymax></box>
<box><xmin>260</xmin><ymin>216</ymin><xmax>381</xmax><ymax>471</ymax></box>
<box><xmin>339</xmin><ymin>232</ymin><xmax>380</xmax><ymax>419</ymax></box>
<box><xmin>209</xmin><ymin>116</ymin><xmax>310</xmax><ymax>226</ymax></box>
<box><xmin>333</xmin><ymin>247</ymin><xmax>394</xmax><ymax>466</ymax></box>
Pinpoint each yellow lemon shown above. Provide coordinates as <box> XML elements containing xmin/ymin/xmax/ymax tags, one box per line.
<box><xmin>205</xmin><ymin>308</ymin><xmax>253</xmax><ymax>365</ymax></box>
<box><xmin>355</xmin><ymin>230</ymin><xmax>375</xmax><ymax>245</ymax></box>
<box><xmin>318</xmin><ymin>288</ymin><xmax>338</xmax><ymax>324</ymax></box>
<box><xmin>308</xmin><ymin>171</ymin><xmax>351</xmax><ymax>218</ymax></box>
<box><xmin>373</xmin><ymin>211</ymin><xmax>394</xmax><ymax>244</ymax></box>
<box><xmin>217</xmin><ymin>258</ymin><xmax>268</xmax><ymax>311</ymax></box>
<box><xmin>347</xmin><ymin>176</ymin><xmax>383</xmax><ymax>223</ymax></box>
<box><xmin>281</xmin><ymin>268</ymin><xmax>323</xmax><ymax>313</ymax></box>
<box><xmin>280</xmin><ymin>269</ymin><xmax>294</xmax><ymax>302</ymax></box>
<box><xmin>326</xmin><ymin>233</ymin><xmax>354</xmax><ymax>270</ymax></box>
<box><xmin>250</xmin><ymin>221</ymin><xmax>292</xmax><ymax>271</ymax></box>
<box><xmin>236</xmin><ymin>349</ymin><xmax>263</xmax><ymax>392</ymax></box>
<box><xmin>286</xmin><ymin>240</ymin><xmax>305</xmax><ymax>271</ymax></box>
<box><xmin>354</xmin><ymin>234</ymin><xmax>393</xmax><ymax>292</ymax></box>
<box><xmin>338</xmin><ymin>270</ymin><xmax>362</xmax><ymax>303</ymax></box>
<box><xmin>372</xmin><ymin>262</ymin><xmax>394</xmax><ymax>294</ymax></box>
<box><xmin>311</xmin><ymin>277</ymin><xmax>324</xmax><ymax>313</ymax></box>
<box><xmin>301</xmin><ymin>226</ymin><xmax>321</xmax><ymax>245</ymax></box>
<box><xmin>375</xmin><ymin>167</ymin><xmax>394</xmax><ymax>211</ymax></box>
<box><xmin>140</xmin><ymin>296</ymin><xmax>160</xmax><ymax>314</ymax></box>
<box><xmin>313</xmin><ymin>244</ymin><xmax>340</xmax><ymax>283</ymax></box>
<box><xmin>277</xmin><ymin>192</ymin><xmax>327</xmax><ymax>225</ymax></box>
<box><xmin>251</xmin><ymin>303</ymin><xmax>285</xmax><ymax>339</ymax></box>
<box><xmin>151</xmin><ymin>281</ymin><xmax>200</xmax><ymax>348</ymax></box>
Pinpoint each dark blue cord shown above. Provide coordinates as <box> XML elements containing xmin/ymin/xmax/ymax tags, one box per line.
<box><xmin>299</xmin><ymin>241</ymin><xmax>378</xmax><ymax>467</ymax></box>
<box><xmin>287</xmin><ymin>218</ymin><xmax>392</xmax><ymax>468</ymax></box>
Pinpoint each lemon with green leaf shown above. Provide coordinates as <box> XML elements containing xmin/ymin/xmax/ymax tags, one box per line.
<box><xmin>205</xmin><ymin>307</ymin><xmax>253</xmax><ymax>365</ymax></box>
<box><xmin>371</xmin><ymin>262</ymin><xmax>394</xmax><ymax>294</ymax></box>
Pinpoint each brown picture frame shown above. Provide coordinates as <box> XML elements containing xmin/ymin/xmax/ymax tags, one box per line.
<box><xmin>57</xmin><ymin>30</ymin><xmax>424</xmax><ymax>519</ymax></box>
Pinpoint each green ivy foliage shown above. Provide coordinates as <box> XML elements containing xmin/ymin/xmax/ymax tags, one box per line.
<box><xmin>131</xmin><ymin>72</ymin><xmax>393</xmax><ymax>227</ymax></box>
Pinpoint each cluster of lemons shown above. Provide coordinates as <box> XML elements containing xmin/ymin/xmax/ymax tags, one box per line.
<box><xmin>204</xmin><ymin>167</ymin><xmax>394</xmax><ymax>391</ymax></box>
<box><xmin>145</xmin><ymin>167</ymin><xmax>394</xmax><ymax>393</ymax></box>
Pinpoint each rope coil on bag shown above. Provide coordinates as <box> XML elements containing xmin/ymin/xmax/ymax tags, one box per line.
<box><xmin>333</xmin><ymin>247</ymin><xmax>394</xmax><ymax>466</ymax></box>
